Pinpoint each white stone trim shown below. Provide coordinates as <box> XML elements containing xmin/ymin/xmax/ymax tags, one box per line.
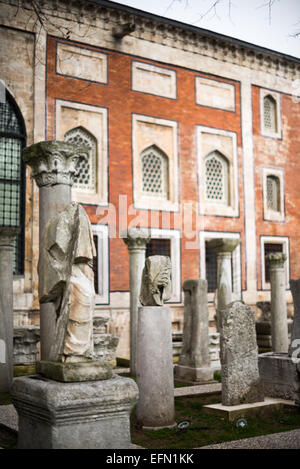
<box><xmin>261</xmin><ymin>236</ymin><xmax>289</xmax><ymax>290</ymax></box>
<box><xmin>260</xmin><ymin>88</ymin><xmax>282</xmax><ymax>139</ymax></box>
<box><xmin>149</xmin><ymin>228</ymin><xmax>181</xmax><ymax>303</ymax></box>
<box><xmin>56</xmin><ymin>42</ymin><xmax>108</xmax><ymax>84</ymax></box>
<box><xmin>199</xmin><ymin>231</ymin><xmax>241</xmax><ymax>303</ymax></box>
<box><xmin>195</xmin><ymin>77</ymin><xmax>235</xmax><ymax>111</ymax></box>
<box><xmin>132</xmin><ymin>114</ymin><xmax>179</xmax><ymax>212</ymax></box>
<box><xmin>55</xmin><ymin>99</ymin><xmax>108</xmax><ymax>206</ymax></box>
<box><xmin>196</xmin><ymin>126</ymin><xmax>239</xmax><ymax>217</ymax></box>
<box><xmin>92</xmin><ymin>224</ymin><xmax>109</xmax><ymax>305</ymax></box>
<box><xmin>262</xmin><ymin>167</ymin><xmax>285</xmax><ymax>222</ymax></box>
<box><xmin>132</xmin><ymin>61</ymin><xmax>176</xmax><ymax>99</ymax></box>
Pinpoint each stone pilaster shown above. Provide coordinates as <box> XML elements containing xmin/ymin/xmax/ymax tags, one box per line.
<box><xmin>0</xmin><ymin>227</ymin><xmax>19</xmax><ymax>391</ymax></box>
<box><xmin>122</xmin><ymin>228</ymin><xmax>150</xmax><ymax>376</ymax></box>
<box><xmin>22</xmin><ymin>141</ymin><xmax>89</xmax><ymax>361</ymax></box>
<box><xmin>207</xmin><ymin>238</ymin><xmax>240</xmax><ymax>327</ymax></box>
<box><xmin>266</xmin><ymin>253</ymin><xmax>289</xmax><ymax>353</ymax></box>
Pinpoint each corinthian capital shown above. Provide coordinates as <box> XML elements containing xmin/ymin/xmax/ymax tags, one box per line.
<box><xmin>266</xmin><ymin>252</ymin><xmax>287</xmax><ymax>269</ymax></box>
<box><xmin>121</xmin><ymin>228</ymin><xmax>151</xmax><ymax>251</ymax></box>
<box><xmin>22</xmin><ymin>141</ymin><xmax>89</xmax><ymax>187</ymax></box>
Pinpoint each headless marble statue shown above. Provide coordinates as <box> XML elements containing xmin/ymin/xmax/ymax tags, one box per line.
<box><xmin>38</xmin><ymin>202</ymin><xmax>96</xmax><ymax>362</ymax></box>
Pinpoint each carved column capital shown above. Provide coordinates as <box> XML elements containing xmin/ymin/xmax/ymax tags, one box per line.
<box><xmin>207</xmin><ymin>238</ymin><xmax>240</xmax><ymax>256</ymax></box>
<box><xmin>22</xmin><ymin>141</ymin><xmax>89</xmax><ymax>187</ymax></box>
<box><xmin>121</xmin><ymin>228</ymin><xmax>151</xmax><ymax>251</ymax></box>
<box><xmin>0</xmin><ymin>227</ymin><xmax>20</xmax><ymax>248</ymax></box>
<box><xmin>266</xmin><ymin>252</ymin><xmax>287</xmax><ymax>270</ymax></box>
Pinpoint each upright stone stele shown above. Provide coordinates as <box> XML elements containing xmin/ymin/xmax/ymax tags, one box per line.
<box><xmin>122</xmin><ymin>228</ymin><xmax>150</xmax><ymax>375</ymax></box>
<box><xmin>207</xmin><ymin>238</ymin><xmax>240</xmax><ymax>328</ymax></box>
<box><xmin>289</xmin><ymin>278</ymin><xmax>300</xmax><ymax>358</ymax></box>
<box><xmin>0</xmin><ymin>227</ymin><xmax>19</xmax><ymax>392</ymax></box>
<box><xmin>11</xmin><ymin>142</ymin><xmax>138</xmax><ymax>449</ymax></box>
<box><xmin>267</xmin><ymin>253</ymin><xmax>288</xmax><ymax>353</ymax></box>
<box><xmin>174</xmin><ymin>279</ymin><xmax>213</xmax><ymax>383</ymax></box>
<box><xmin>219</xmin><ymin>301</ymin><xmax>264</xmax><ymax>406</ymax></box>
<box><xmin>136</xmin><ymin>255</ymin><xmax>175</xmax><ymax>430</ymax></box>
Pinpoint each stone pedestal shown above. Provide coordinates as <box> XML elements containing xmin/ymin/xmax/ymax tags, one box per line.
<box><xmin>136</xmin><ymin>306</ymin><xmax>175</xmax><ymax>430</ymax></box>
<box><xmin>0</xmin><ymin>227</ymin><xmax>19</xmax><ymax>392</ymax></box>
<box><xmin>23</xmin><ymin>141</ymin><xmax>89</xmax><ymax>361</ymax></box>
<box><xmin>258</xmin><ymin>352</ymin><xmax>298</xmax><ymax>400</ymax></box>
<box><xmin>289</xmin><ymin>278</ymin><xmax>300</xmax><ymax>357</ymax></box>
<box><xmin>266</xmin><ymin>253</ymin><xmax>288</xmax><ymax>353</ymax></box>
<box><xmin>207</xmin><ymin>238</ymin><xmax>240</xmax><ymax>328</ymax></box>
<box><xmin>11</xmin><ymin>374</ymin><xmax>139</xmax><ymax>449</ymax></box>
<box><xmin>175</xmin><ymin>279</ymin><xmax>214</xmax><ymax>383</ymax></box>
<box><xmin>122</xmin><ymin>228</ymin><xmax>150</xmax><ymax>376</ymax></box>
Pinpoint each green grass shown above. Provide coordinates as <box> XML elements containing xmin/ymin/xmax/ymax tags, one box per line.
<box><xmin>131</xmin><ymin>393</ymin><xmax>300</xmax><ymax>449</ymax></box>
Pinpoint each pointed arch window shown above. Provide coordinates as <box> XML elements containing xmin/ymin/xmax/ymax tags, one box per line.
<box><xmin>266</xmin><ymin>175</ymin><xmax>280</xmax><ymax>212</ymax></box>
<box><xmin>0</xmin><ymin>90</ymin><xmax>26</xmax><ymax>275</ymax></box>
<box><xmin>205</xmin><ymin>151</ymin><xmax>229</xmax><ymax>205</ymax></box>
<box><xmin>263</xmin><ymin>95</ymin><xmax>277</xmax><ymax>133</ymax></box>
<box><xmin>141</xmin><ymin>145</ymin><xmax>169</xmax><ymax>199</ymax></box>
<box><xmin>64</xmin><ymin>126</ymin><xmax>97</xmax><ymax>193</ymax></box>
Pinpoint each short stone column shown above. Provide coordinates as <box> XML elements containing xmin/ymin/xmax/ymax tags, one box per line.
<box><xmin>174</xmin><ymin>279</ymin><xmax>213</xmax><ymax>383</ymax></box>
<box><xmin>22</xmin><ymin>141</ymin><xmax>88</xmax><ymax>361</ymax></box>
<box><xmin>266</xmin><ymin>253</ymin><xmax>289</xmax><ymax>353</ymax></box>
<box><xmin>122</xmin><ymin>228</ymin><xmax>150</xmax><ymax>375</ymax></box>
<box><xmin>0</xmin><ymin>227</ymin><xmax>19</xmax><ymax>392</ymax></box>
<box><xmin>207</xmin><ymin>238</ymin><xmax>240</xmax><ymax>327</ymax></box>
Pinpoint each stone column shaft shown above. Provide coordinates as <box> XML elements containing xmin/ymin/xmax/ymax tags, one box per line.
<box><xmin>267</xmin><ymin>253</ymin><xmax>288</xmax><ymax>353</ymax></box>
<box><xmin>22</xmin><ymin>141</ymin><xmax>89</xmax><ymax>361</ymax></box>
<box><xmin>0</xmin><ymin>227</ymin><xmax>19</xmax><ymax>392</ymax></box>
<box><xmin>122</xmin><ymin>228</ymin><xmax>150</xmax><ymax>376</ymax></box>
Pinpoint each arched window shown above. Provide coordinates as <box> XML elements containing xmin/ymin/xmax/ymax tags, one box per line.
<box><xmin>266</xmin><ymin>175</ymin><xmax>280</xmax><ymax>212</ymax></box>
<box><xmin>205</xmin><ymin>151</ymin><xmax>229</xmax><ymax>204</ymax></box>
<box><xmin>263</xmin><ymin>95</ymin><xmax>277</xmax><ymax>133</ymax></box>
<box><xmin>0</xmin><ymin>90</ymin><xmax>26</xmax><ymax>275</ymax></box>
<box><xmin>64</xmin><ymin>126</ymin><xmax>97</xmax><ymax>193</ymax></box>
<box><xmin>141</xmin><ymin>145</ymin><xmax>169</xmax><ymax>199</ymax></box>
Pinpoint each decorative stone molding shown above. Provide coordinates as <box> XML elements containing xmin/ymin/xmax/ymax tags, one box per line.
<box><xmin>266</xmin><ymin>252</ymin><xmax>287</xmax><ymax>269</ymax></box>
<box><xmin>207</xmin><ymin>238</ymin><xmax>240</xmax><ymax>255</ymax></box>
<box><xmin>121</xmin><ymin>228</ymin><xmax>151</xmax><ymax>251</ymax></box>
<box><xmin>0</xmin><ymin>227</ymin><xmax>20</xmax><ymax>247</ymax></box>
<box><xmin>22</xmin><ymin>141</ymin><xmax>89</xmax><ymax>187</ymax></box>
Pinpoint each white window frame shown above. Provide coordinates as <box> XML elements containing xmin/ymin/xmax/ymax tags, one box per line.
<box><xmin>132</xmin><ymin>114</ymin><xmax>179</xmax><ymax>212</ymax></box>
<box><xmin>149</xmin><ymin>228</ymin><xmax>181</xmax><ymax>303</ymax></box>
<box><xmin>260</xmin><ymin>236</ymin><xmax>289</xmax><ymax>290</ymax></box>
<box><xmin>260</xmin><ymin>89</ymin><xmax>281</xmax><ymax>139</ymax></box>
<box><xmin>199</xmin><ymin>231</ymin><xmax>241</xmax><ymax>303</ymax></box>
<box><xmin>196</xmin><ymin>126</ymin><xmax>239</xmax><ymax>217</ymax></box>
<box><xmin>55</xmin><ymin>99</ymin><xmax>108</xmax><ymax>206</ymax></box>
<box><xmin>92</xmin><ymin>224</ymin><xmax>109</xmax><ymax>305</ymax></box>
<box><xmin>262</xmin><ymin>167</ymin><xmax>285</xmax><ymax>222</ymax></box>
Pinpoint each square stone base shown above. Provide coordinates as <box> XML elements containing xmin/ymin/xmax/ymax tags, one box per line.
<box><xmin>11</xmin><ymin>374</ymin><xmax>139</xmax><ymax>449</ymax></box>
<box><xmin>36</xmin><ymin>360</ymin><xmax>114</xmax><ymax>382</ymax></box>
<box><xmin>174</xmin><ymin>364</ymin><xmax>214</xmax><ymax>383</ymax></box>
<box><xmin>203</xmin><ymin>398</ymin><xmax>296</xmax><ymax>422</ymax></box>
<box><xmin>258</xmin><ymin>352</ymin><xmax>298</xmax><ymax>400</ymax></box>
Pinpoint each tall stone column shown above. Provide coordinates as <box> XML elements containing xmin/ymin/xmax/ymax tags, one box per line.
<box><xmin>22</xmin><ymin>141</ymin><xmax>89</xmax><ymax>360</ymax></box>
<box><xmin>174</xmin><ymin>279</ymin><xmax>213</xmax><ymax>383</ymax></box>
<box><xmin>0</xmin><ymin>227</ymin><xmax>19</xmax><ymax>391</ymax></box>
<box><xmin>266</xmin><ymin>253</ymin><xmax>289</xmax><ymax>353</ymax></box>
<box><xmin>122</xmin><ymin>228</ymin><xmax>150</xmax><ymax>375</ymax></box>
<box><xmin>207</xmin><ymin>238</ymin><xmax>240</xmax><ymax>327</ymax></box>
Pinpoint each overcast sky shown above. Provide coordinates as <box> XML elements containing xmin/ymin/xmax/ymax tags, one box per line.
<box><xmin>111</xmin><ymin>0</ymin><xmax>300</xmax><ymax>58</ymax></box>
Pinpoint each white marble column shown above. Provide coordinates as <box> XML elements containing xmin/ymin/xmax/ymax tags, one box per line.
<box><xmin>207</xmin><ymin>238</ymin><xmax>240</xmax><ymax>326</ymax></box>
<box><xmin>0</xmin><ymin>227</ymin><xmax>19</xmax><ymax>391</ymax></box>
<box><xmin>22</xmin><ymin>141</ymin><xmax>89</xmax><ymax>360</ymax></box>
<box><xmin>122</xmin><ymin>228</ymin><xmax>150</xmax><ymax>376</ymax></box>
<box><xmin>267</xmin><ymin>253</ymin><xmax>289</xmax><ymax>353</ymax></box>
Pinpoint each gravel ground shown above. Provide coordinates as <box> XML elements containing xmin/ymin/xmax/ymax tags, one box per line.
<box><xmin>199</xmin><ymin>429</ymin><xmax>300</xmax><ymax>449</ymax></box>
<box><xmin>0</xmin><ymin>405</ymin><xmax>18</xmax><ymax>431</ymax></box>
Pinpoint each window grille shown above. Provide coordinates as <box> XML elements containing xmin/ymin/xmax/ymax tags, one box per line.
<box><xmin>146</xmin><ymin>238</ymin><xmax>171</xmax><ymax>259</ymax></box>
<box><xmin>263</xmin><ymin>95</ymin><xmax>277</xmax><ymax>132</ymax></box>
<box><xmin>205</xmin><ymin>151</ymin><xmax>228</xmax><ymax>204</ymax></box>
<box><xmin>266</xmin><ymin>175</ymin><xmax>280</xmax><ymax>212</ymax></box>
<box><xmin>264</xmin><ymin>243</ymin><xmax>283</xmax><ymax>282</ymax></box>
<box><xmin>64</xmin><ymin>127</ymin><xmax>96</xmax><ymax>193</ymax></box>
<box><xmin>0</xmin><ymin>91</ymin><xmax>26</xmax><ymax>275</ymax></box>
<box><xmin>141</xmin><ymin>146</ymin><xmax>168</xmax><ymax>199</ymax></box>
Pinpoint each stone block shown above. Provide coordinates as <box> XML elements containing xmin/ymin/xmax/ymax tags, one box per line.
<box><xmin>11</xmin><ymin>374</ymin><xmax>138</xmax><ymax>449</ymax></box>
<box><xmin>36</xmin><ymin>360</ymin><xmax>113</xmax><ymax>382</ymax></box>
<box><xmin>258</xmin><ymin>352</ymin><xmax>298</xmax><ymax>400</ymax></box>
<box><xmin>13</xmin><ymin>326</ymin><xmax>40</xmax><ymax>365</ymax></box>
